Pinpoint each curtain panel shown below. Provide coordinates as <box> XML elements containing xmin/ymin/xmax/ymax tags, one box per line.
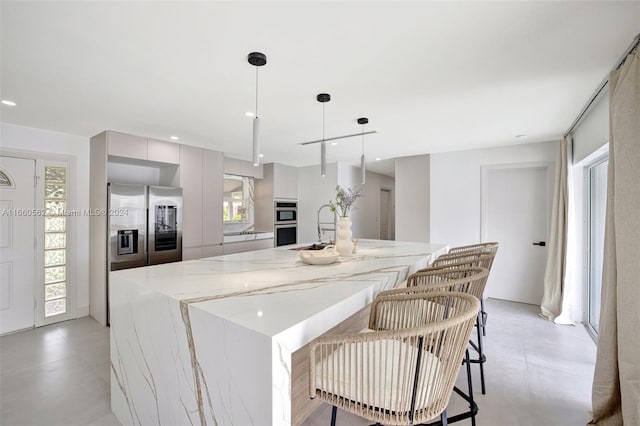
<box><xmin>540</xmin><ymin>137</ymin><xmax>575</xmax><ymax>324</ymax></box>
<box><xmin>589</xmin><ymin>51</ymin><xmax>640</xmax><ymax>425</ymax></box>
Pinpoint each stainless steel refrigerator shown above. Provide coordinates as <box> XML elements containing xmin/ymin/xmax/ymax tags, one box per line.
<box><xmin>107</xmin><ymin>184</ymin><xmax>183</xmax><ymax>271</ymax></box>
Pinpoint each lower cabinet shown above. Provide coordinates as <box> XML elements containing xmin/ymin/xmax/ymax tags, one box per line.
<box><xmin>182</xmin><ymin>246</ymin><xmax>203</xmax><ymax>261</ymax></box>
<box><xmin>183</xmin><ymin>244</ymin><xmax>224</xmax><ymax>261</ymax></box>
<box><xmin>202</xmin><ymin>245</ymin><xmax>224</xmax><ymax>258</ymax></box>
<box><xmin>223</xmin><ymin>239</ymin><xmax>274</xmax><ymax>255</ymax></box>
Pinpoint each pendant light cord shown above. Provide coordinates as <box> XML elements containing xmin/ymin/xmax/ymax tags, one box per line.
<box><xmin>361</xmin><ymin>124</ymin><xmax>364</xmax><ymax>153</ymax></box>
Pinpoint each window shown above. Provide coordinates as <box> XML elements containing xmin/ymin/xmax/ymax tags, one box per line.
<box><xmin>0</xmin><ymin>170</ymin><xmax>13</xmax><ymax>187</ymax></box>
<box><xmin>44</xmin><ymin>166</ymin><xmax>67</xmax><ymax>317</ymax></box>
<box><xmin>223</xmin><ymin>174</ymin><xmax>254</xmax><ymax>225</ymax></box>
<box><xmin>587</xmin><ymin>158</ymin><xmax>608</xmax><ymax>335</ymax></box>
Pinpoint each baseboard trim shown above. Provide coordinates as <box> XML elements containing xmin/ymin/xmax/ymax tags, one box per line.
<box><xmin>76</xmin><ymin>305</ymin><xmax>90</xmax><ymax>317</ymax></box>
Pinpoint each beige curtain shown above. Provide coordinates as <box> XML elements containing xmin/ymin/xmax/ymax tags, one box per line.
<box><xmin>589</xmin><ymin>51</ymin><xmax>640</xmax><ymax>425</ymax></box>
<box><xmin>540</xmin><ymin>137</ymin><xmax>575</xmax><ymax>324</ymax></box>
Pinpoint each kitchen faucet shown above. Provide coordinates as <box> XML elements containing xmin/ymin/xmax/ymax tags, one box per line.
<box><xmin>317</xmin><ymin>204</ymin><xmax>337</xmax><ymax>243</ymax></box>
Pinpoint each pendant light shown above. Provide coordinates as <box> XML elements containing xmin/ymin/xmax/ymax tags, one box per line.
<box><xmin>317</xmin><ymin>93</ymin><xmax>331</xmax><ymax>177</ymax></box>
<box><xmin>248</xmin><ymin>52</ymin><xmax>267</xmax><ymax>166</ymax></box>
<box><xmin>358</xmin><ymin>117</ymin><xmax>368</xmax><ymax>184</ymax></box>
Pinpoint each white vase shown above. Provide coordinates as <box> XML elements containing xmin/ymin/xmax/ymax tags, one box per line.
<box><xmin>335</xmin><ymin>216</ymin><xmax>354</xmax><ymax>257</ymax></box>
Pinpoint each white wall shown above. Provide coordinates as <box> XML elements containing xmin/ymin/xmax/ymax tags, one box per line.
<box><xmin>338</xmin><ymin>164</ymin><xmax>395</xmax><ymax>240</ymax></box>
<box><xmin>430</xmin><ymin>141</ymin><xmax>558</xmax><ymax>246</ymax></box>
<box><xmin>573</xmin><ymin>88</ymin><xmax>609</xmax><ymax>164</ymax></box>
<box><xmin>297</xmin><ymin>163</ymin><xmax>339</xmax><ymax>244</ymax></box>
<box><xmin>0</xmin><ymin>122</ymin><xmax>90</xmax><ymax>317</ymax></box>
<box><xmin>298</xmin><ymin>163</ymin><xmax>395</xmax><ymax>243</ymax></box>
<box><xmin>395</xmin><ymin>155</ymin><xmax>430</xmax><ymax>242</ymax></box>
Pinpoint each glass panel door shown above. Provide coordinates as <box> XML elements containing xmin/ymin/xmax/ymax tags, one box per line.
<box><xmin>44</xmin><ymin>166</ymin><xmax>68</xmax><ymax>318</ymax></box>
<box><xmin>587</xmin><ymin>159</ymin><xmax>608</xmax><ymax>334</ymax></box>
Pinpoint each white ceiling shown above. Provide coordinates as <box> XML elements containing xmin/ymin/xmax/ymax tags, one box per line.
<box><xmin>1</xmin><ymin>2</ymin><xmax>638</xmax><ymax>177</ymax></box>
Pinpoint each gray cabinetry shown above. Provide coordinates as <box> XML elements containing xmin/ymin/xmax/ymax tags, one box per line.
<box><xmin>179</xmin><ymin>145</ymin><xmax>204</xmax><ymax>259</ymax></box>
<box><xmin>272</xmin><ymin>163</ymin><xmax>298</xmax><ymax>200</ymax></box>
<box><xmin>148</xmin><ymin>138</ymin><xmax>180</xmax><ymax>164</ymax></box>
<box><xmin>107</xmin><ymin>131</ymin><xmax>147</xmax><ymax>160</ymax></box>
<box><xmin>107</xmin><ymin>131</ymin><xmax>180</xmax><ymax>164</ymax></box>
<box><xmin>202</xmin><ymin>149</ymin><xmax>224</xmax><ymax>248</ymax></box>
<box><xmin>223</xmin><ymin>156</ymin><xmax>263</xmax><ymax>179</ymax></box>
<box><xmin>180</xmin><ymin>146</ymin><xmax>224</xmax><ymax>261</ymax></box>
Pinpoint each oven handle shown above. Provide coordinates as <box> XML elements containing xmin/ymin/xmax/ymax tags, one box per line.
<box><xmin>275</xmin><ymin>223</ymin><xmax>297</xmax><ymax>229</ymax></box>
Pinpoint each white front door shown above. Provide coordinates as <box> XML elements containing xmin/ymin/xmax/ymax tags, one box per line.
<box><xmin>482</xmin><ymin>164</ymin><xmax>551</xmax><ymax>305</ymax></box>
<box><xmin>0</xmin><ymin>156</ymin><xmax>36</xmax><ymax>334</ymax></box>
<box><xmin>379</xmin><ymin>189</ymin><xmax>390</xmax><ymax>240</ymax></box>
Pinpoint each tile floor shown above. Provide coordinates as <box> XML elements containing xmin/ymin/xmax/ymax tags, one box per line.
<box><xmin>1</xmin><ymin>299</ymin><xmax>596</xmax><ymax>426</ymax></box>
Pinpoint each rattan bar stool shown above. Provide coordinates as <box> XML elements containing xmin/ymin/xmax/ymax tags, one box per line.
<box><xmin>432</xmin><ymin>251</ymin><xmax>494</xmax><ymax>335</ymax></box>
<box><xmin>428</xmin><ymin>254</ymin><xmax>495</xmax><ymax>395</ymax></box>
<box><xmin>442</xmin><ymin>243</ymin><xmax>499</xmax><ymax>334</ymax></box>
<box><xmin>310</xmin><ymin>292</ymin><xmax>480</xmax><ymax>426</ymax></box>
<box><xmin>379</xmin><ymin>267</ymin><xmax>488</xmax><ymax>424</ymax></box>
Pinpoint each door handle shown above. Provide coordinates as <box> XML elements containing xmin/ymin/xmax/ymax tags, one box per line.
<box><xmin>532</xmin><ymin>241</ymin><xmax>546</xmax><ymax>247</ymax></box>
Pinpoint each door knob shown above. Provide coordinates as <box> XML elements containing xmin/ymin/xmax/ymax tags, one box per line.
<box><xmin>532</xmin><ymin>241</ymin><xmax>546</xmax><ymax>247</ymax></box>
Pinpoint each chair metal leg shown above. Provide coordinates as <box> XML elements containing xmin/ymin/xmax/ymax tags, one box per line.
<box><xmin>330</xmin><ymin>406</ymin><xmax>337</xmax><ymax>426</ymax></box>
<box><xmin>440</xmin><ymin>409</ymin><xmax>448</xmax><ymax>426</ymax></box>
<box><xmin>480</xmin><ymin>298</ymin><xmax>487</xmax><ymax>336</ymax></box>
<box><xmin>476</xmin><ymin>313</ymin><xmax>486</xmax><ymax>394</ymax></box>
<box><xmin>465</xmin><ymin>349</ymin><xmax>476</xmax><ymax>426</ymax></box>
<box><xmin>468</xmin><ymin>313</ymin><xmax>487</xmax><ymax>395</ymax></box>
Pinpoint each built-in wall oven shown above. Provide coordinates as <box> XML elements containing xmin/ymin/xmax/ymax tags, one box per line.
<box><xmin>274</xmin><ymin>201</ymin><xmax>297</xmax><ymax>247</ymax></box>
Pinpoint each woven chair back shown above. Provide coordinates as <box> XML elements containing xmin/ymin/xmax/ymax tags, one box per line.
<box><xmin>447</xmin><ymin>242</ymin><xmax>499</xmax><ymax>270</ymax></box>
<box><xmin>448</xmin><ymin>242</ymin><xmax>499</xmax><ymax>254</ymax></box>
<box><xmin>402</xmin><ymin>266</ymin><xmax>488</xmax><ymax>300</ymax></box>
<box><xmin>431</xmin><ymin>250</ymin><xmax>495</xmax><ymax>271</ymax></box>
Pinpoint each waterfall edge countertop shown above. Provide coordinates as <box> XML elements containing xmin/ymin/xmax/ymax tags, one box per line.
<box><xmin>109</xmin><ymin>239</ymin><xmax>447</xmax><ymax>426</ymax></box>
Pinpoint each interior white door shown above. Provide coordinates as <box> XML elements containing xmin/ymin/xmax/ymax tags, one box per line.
<box><xmin>379</xmin><ymin>189</ymin><xmax>390</xmax><ymax>240</ymax></box>
<box><xmin>483</xmin><ymin>165</ymin><xmax>550</xmax><ymax>305</ymax></box>
<box><xmin>0</xmin><ymin>156</ymin><xmax>36</xmax><ymax>334</ymax></box>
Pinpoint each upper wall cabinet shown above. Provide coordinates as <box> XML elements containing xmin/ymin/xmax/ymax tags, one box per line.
<box><xmin>148</xmin><ymin>138</ymin><xmax>180</xmax><ymax>164</ymax></box>
<box><xmin>106</xmin><ymin>131</ymin><xmax>179</xmax><ymax>165</ymax></box>
<box><xmin>273</xmin><ymin>163</ymin><xmax>298</xmax><ymax>200</ymax></box>
<box><xmin>223</xmin><ymin>156</ymin><xmax>263</xmax><ymax>179</ymax></box>
<box><xmin>107</xmin><ymin>131</ymin><xmax>147</xmax><ymax>160</ymax></box>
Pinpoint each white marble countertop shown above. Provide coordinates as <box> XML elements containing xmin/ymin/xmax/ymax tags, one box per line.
<box><xmin>222</xmin><ymin>231</ymin><xmax>274</xmax><ymax>243</ymax></box>
<box><xmin>111</xmin><ymin>239</ymin><xmax>446</xmax><ymax>342</ymax></box>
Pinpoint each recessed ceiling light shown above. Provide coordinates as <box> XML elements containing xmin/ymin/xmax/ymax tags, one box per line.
<box><xmin>375</xmin><ymin>157</ymin><xmax>382</xmax><ymax>161</ymax></box>
<box><xmin>245</xmin><ymin>111</ymin><xmax>255</xmax><ymax>117</ymax></box>
<box><xmin>515</xmin><ymin>134</ymin><xmax>527</xmax><ymax>139</ymax></box>
<box><xmin>1</xmin><ymin>100</ymin><xmax>16</xmax><ymax>106</ymax></box>
<box><xmin>330</xmin><ymin>142</ymin><xmax>338</xmax><ymax>146</ymax></box>
<box><xmin>259</xmin><ymin>154</ymin><xmax>264</xmax><ymax>158</ymax></box>
<box><xmin>170</xmin><ymin>136</ymin><xmax>179</xmax><ymax>141</ymax></box>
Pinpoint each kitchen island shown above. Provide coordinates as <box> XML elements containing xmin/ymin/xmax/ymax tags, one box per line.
<box><xmin>110</xmin><ymin>240</ymin><xmax>447</xmax><ymax>426</ymax></box>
